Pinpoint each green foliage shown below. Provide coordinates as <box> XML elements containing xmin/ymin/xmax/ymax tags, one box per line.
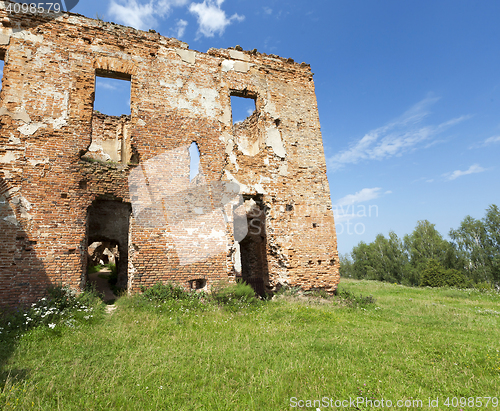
<box><xmin>304</xmin><ymin>288</ymin><xmax>331</xmax><ymax>299</ymax></box>
<box><xmin>404</xmin><ymin>220</ymin><xmax>457</xmax><ymax>269</ymax></box>
<box><xmin>140</xmin><ymin>282</ymin><xmax>192</xmax><ymax>302</ymax></box>
<box><xmin>274</xmin><ymin>285</ymin><xmax>302</xmax><ymax>296</ymax></box>
<box><xmin>211</xmin><ymin>281</ymin><xmax>259</xmax><ymax>307</ymax></box>
<box><xmin>3</xmin><ymin>279</ymin><xmax>498</xmax><ymax>410</ymax></box>
<box><xmin>0</xmin><ymin>285</ymin><xmax>103</xmax><ymax>339</ymax></box>
<box><xmin>339</xmin><ymin>252</ymin><xmax>354</xmax><ymax>278</ymax></box>
<box><xmin>450</xmin><ymin>204</ymin><xmax>500</xmax><ymax>284</ymax></box>
<box><xmin>420</xmin><ymin>259</ymin><xmax>468</xmax><ymax>288</ymax></box>
<box><xmin>474</xmin><ymin>281</ymin><xmax>495</xmax><ymax>292</ymax></box>
<box><xmin>340</xmin><ymin>205</ymin><xmax>500</xmax><ymax>289</ymax></box>
<box><xmin>87</xmin><ymin>264</ymin><xmax>102</xmax><ymax>274</ymax></box>
<box><xmin>336</xmin><ymin>287</ymin><xmax>376</xmax><ymax>308</ymax></box>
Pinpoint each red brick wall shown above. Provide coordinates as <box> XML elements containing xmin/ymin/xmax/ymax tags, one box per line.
<box><xmin>0</xmin><ymin>5</ymin><xmax>339</xmax><ymax>306</ymax></box>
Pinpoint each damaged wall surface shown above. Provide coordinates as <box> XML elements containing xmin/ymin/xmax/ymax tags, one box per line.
<box><xmin>0</xmin><ymin>2</ymin><xmax>339</xmax><ymax>306</ymax></box>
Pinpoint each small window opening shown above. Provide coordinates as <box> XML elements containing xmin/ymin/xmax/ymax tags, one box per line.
<box><xmin>94</xmin><ymin>70</ymin><xmax>131</xmax><ymax>116</ymax></box>
<box><xmin>189</xmin><ymin>278</ymin><xmax>206</xmax><ymax>290</ymax></box>
<box><xmin>230</xmin><ymin>91</ymin><xmax>256</xmax><ymax>125</ymax></box>
<box><xmin>189</xmin><ymin>142</ymin><xmax>200</xmax><ymax>182</ymax></box>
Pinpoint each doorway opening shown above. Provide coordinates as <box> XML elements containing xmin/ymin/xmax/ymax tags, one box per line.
<box><xmin>235</xmin><ymin>195</ymin><xmax>269</xmax><ymax>297</ymax></box>
<box><xmin>86</xmin><ymin>200</ymin><xmax>131</xmax><ymax>300</ymax></box>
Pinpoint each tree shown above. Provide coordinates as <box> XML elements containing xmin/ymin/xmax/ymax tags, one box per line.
<box><xmin>420</xmin><ymin>259</ymin><xmax>467</xmax><ymax>288</ymax></box>
<box><xmin>339</xmin><ymin>253</ymin><xmax>355</xmax><ymax>278</ymax></box>
<box><xmin>450</xmin><ymin>204</ymin><xmax>500</xmax><ymax>285</ymax></box>
<box><xmin>484</xmin><ymin>204</ymin><xmax>500</xmax><ymax>283</ymax></box>
<box><xmin>403</xmin><ymin>220</ymin><xmax>459</xmax><ymax>284</ymax></box>
<box><xmin>449</xmin><ymin>215</ymin><xmax>492</xmax><ymax>283</ymax></box>
<box><xmin>349</xmin><ymin>232</ymin><xmax>409</xmax><ymax>283</ymax></box>
<box><xmin>350</xmin><ymin>241</ymin><xmax>377</xmax><ymax>280</ymax></box>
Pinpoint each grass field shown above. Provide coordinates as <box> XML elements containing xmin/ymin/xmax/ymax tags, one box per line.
<box><xmin>1</xmin><ymin>279</ymin><xmax>499</xmax><ymax>410</ymax></box>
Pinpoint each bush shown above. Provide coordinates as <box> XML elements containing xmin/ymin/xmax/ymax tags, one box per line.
<box><xmin>211</xmin><ymin>281</ymin><xmax>258</xmax><ymax>306</ymax></box>
<box><xmin>304</xmin><ymin>289</ymin><xmax>331</xmax><ymax>299</ymax></box>
<box><xmin>474</xmin><ymin>281</ymin><xmax>495</xmax><ymax>292</ymax></box>
<box><xmin>336</xmin><ymin>288</ymin><xmax>376</xmax><ymax>308</ymax></box>
<box><xmin>420</xmin><ymin>259</ymin><xmax>467</xmax><ymax>288</ymax></box>
<box><xmin>140</xmin><ymin>282</ymin><xmax>192</xmax><ymax>302</ymax></box>
<box><xmin>0</xmin><ymin>284</ymin><xmax>102</xmax><ymax>337</ymax></box>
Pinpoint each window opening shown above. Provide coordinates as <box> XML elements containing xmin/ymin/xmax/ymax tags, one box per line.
<box><xmin>84</xmin><ymin>70</ymin><xmax>133</xmax><ymax>163</ymax></box>
<box><xmin>94</xmin><ymin>70</ymin><xmax>131</xmax><ymax>116</ymax></box>
<box><xmin>189</xmin><ymin>142</ymin><xmax>200</xmax><ymax>182</ymax></box>
<box><xmin>0</xmin><ymin>54</ymin><xmax>5</xmax><ymax>92</ymax></box>
<box><xmin>230</xmin><ymin>93</ymin><xmax>256</xmax><ymax>125</ymax></box>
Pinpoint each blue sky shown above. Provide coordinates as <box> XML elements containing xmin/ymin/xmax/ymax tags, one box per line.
<box><xmin>71</xmin><ymin>0</ymin><xmax>500</xmax><ymax>255</ymax></box>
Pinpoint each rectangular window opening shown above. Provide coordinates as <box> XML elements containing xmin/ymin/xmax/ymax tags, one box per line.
<box><xmin>230</xmin><ymin>91</ymin><xmax>257</xmax><ymax>125</ymax></box>
<box><xmin>94</xmin><ymin>70</ymin><xmax>131</xmax><ymax>116</ymax></box>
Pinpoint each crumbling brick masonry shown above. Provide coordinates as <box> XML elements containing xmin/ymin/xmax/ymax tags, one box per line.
<box><xmin>0</xmin><ymin>2</ymin><xmax>339</xmax><ymax>306</ymax></box>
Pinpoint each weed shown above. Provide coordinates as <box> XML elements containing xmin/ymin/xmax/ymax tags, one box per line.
<box><xmin>87</xmin><ymin>264</ymin><xmax>102</xmax><ymax>274</ymax></box>
<box><xmin>0</xmin><ymin>284</ymin><xmax>103</xmax><ymax>339</ymax></box>
<box><xmin>140</xmin><ymin>282</ymin><xmax>192</xmax><ymax>302</ymax></box>
<box><xmin>336</xmin><ymin>287</ymin><xmax>376</xmax><ymax>308</ymax></box>
<box><xmin>211</xmin><ymin>280</ymin><xmax>259</xmax><ymax>308</ymax></box>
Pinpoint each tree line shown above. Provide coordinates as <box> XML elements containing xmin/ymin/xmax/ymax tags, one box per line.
<box><xmin>339</xmin><ymin>204</ymin><xmax>500</xmax><ymax>288</ymax></box>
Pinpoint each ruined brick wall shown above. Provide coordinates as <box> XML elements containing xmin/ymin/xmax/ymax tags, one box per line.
<box><xmin>0</xmin><ymin>2</ymin><xmax>339</xmax><ymax>306</ymax></box>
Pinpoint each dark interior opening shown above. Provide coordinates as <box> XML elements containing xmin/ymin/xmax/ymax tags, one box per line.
<box><xmin>188</xmin><ymin>278</ymin><xmax>207</xmax><ymax>290</ymax></box>
<box><xmin>236</xmin><ymin>195</ymin><xmax>269</xmax><ymax>297</ymax></box>
<box><xmin>86</xmin><ymin>200</ymin><xmax>131</xmax><ymax>294</ymax></box>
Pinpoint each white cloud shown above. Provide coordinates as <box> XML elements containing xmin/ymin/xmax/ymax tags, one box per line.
<box><xmin>444</xmin><ymin>164</ymin><xmax>486</xmax><ymax>181</ymax></box>
<box><xmin>189</xmin><ymin>0</ymin><xmax>244</xmax><ymax>38</ymax></box>
<box><xmin>173</xmin><ymin>19</ymin><xmax>188</xmax><ymax>37</ymax></box>
<box><xmin>335</xmin><ymin>187</ymin><xmax>382</xmax><ymax>207</ymax></box>
<box><xmin>97</xmin><ymin>82</ymin><xmax>118</xmax><ymax>90</ymax></box>
<box><xmin>328</xmin><ymin>96</ymin><xmax>470</xmax><ymax>172</ymax></box>
<box><xmin>333</xmin><ymin>188</ymin><xmax>383</xmax><ymax>223</ymax></box>
<box><xmin>483</xmin><ymin>135</ymin><xmax>500</xmax><ymax>145</ymax></box>
<box><xmin>263</xmin><ymin>7</ymin><xmax>272</xmax><ymax>15</ymax></box>
<box><xmin>108</xmin><ymin>0</ymin><xmax>188</xmax><ymax>31</ymax></box>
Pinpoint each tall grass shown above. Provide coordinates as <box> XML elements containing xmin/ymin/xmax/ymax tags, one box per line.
<box><xmin>0</xmin><ymin>279</ymin><xmax>499</xmax><ymax>410</ymax></box>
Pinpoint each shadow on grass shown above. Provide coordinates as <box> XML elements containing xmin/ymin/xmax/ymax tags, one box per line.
<box><xmin>0</xmin><ymin>176</ymin><xmax>51</xmax><ymax>388</ymax></box>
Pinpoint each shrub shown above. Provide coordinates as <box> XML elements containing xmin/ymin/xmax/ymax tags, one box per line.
<box><xmin>211</xmin><ymin>281</ymin><xmax>258</xmax><ymax>306</ymax></box>
<box><xmin>140</xmin><ymin>282</ymin><xmax>191</xmax><ymax>302</ymax></box>
<box><xmin>274</xmin><ymin>285</ymin><xmax>301</xmax><ymax>297</ymax></box>
<box><xmin>0</xmin><ymin>284</ymin><xmax>102</xmax><ymax>337</ymax></box>
<box><xmin>474</xmin><ymin>281</ymin><xmax>495</xmax><ymax>292</ymax></box>
<box><xmin>304</xmin><ymin>289</ymin><xmax>331</xmax><ymax>299</ymax></box>
<box><xmin>336</xmin><ymin>288</ymin><xmax>376</xmax><ymax>308</ymax></box>
<box><xmin>420</xmin><ymin>259</ymin><xmax>467</xmax><ymax>288</ymax></box>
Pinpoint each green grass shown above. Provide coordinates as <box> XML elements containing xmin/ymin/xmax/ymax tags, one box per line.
<box><xmin>1</xmin><ymin>279</ymin><xmax>499</xmax><ymax>410</ymax></box>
